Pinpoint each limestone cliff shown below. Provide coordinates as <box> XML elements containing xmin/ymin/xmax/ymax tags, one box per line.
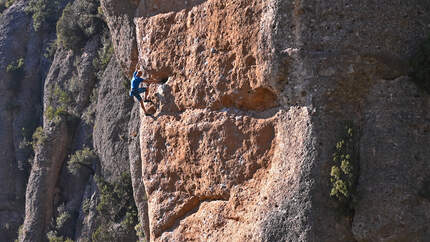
<box><xmin>1</xmin><ymin>0</ymin><xmax>140</xmax><ymax>241</ymax></box>
<box><xmin>0</xmin><ymin>0</ymin><xmax>68</xmax><ymax>240</ymax></box>
<box><xmin>1</xmin><ymin>0</ymin><xmax>430</xmax><ymax>241</ymax></box>
<box><xmin>132</xmin><ymin>0</ymin><xmax>430</xmax><ymax>241</ymax></box>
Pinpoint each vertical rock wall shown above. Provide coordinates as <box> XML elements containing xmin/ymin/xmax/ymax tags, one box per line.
<box><xmin>134</xmin><ymin>0</ymin><xmax>430</xmax><ymax>241</ymax></box>
<box><xmin>0</xmin><ymin>0</ymin><xmax>66</xmax><ymax>239</ymax></box>
<box><xmin>1</xmin><ymin>0</ymin><xmax>429</xmax><ymax>241</ymax></box>
<box><xmin>134</xmin><ymin>0</ymin><xmax>305</xmax><ymax>240</ymax></box>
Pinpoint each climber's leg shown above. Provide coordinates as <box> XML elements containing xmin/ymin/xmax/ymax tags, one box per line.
<box><xmin>139</xmin><ymin>99</ymin><xmax>147</xmax><ymax>113</ymax></box>
<box><xmin>143</xmin><ymin>88</ymin><xmax>152</xmax><ymax>103</ymax></box>
<box><xmin>131</xmin><ymin>89</ymin><xmax>150</xmax><ymax>114</ymax></box>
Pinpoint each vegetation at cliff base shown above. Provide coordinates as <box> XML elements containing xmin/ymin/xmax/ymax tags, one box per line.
<box><xmin>329</xmin><ymin>122</ymin><xmax>359</xmax><ymax>216</ymax></box>
<box><xmin>46</xmin><ymin>231</ymin><xmax>73</xmax><ymax>242</ymax></box>
<box><xmin>93</xmin><ymin>173</ymin><xmax>138</xmax><ymax>241</ymax></box>
<box><xmin>410</xmin><ymin>35</ymin><xmax>430</xmax><ymax>94</ymax></box>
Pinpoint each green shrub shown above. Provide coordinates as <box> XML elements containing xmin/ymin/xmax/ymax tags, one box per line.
<box><xmin>14</xmin><ymin>225</ymin><xmax>23</xmax><ymax>242</ymax></box>
<box><xmin>6</xmin><ymin>58</ymin><xmax>24</xmax><ymax>73</ymax></box>
<box><xmin>56</xmin><ymin>0</ymin><xmax>103</xmax><ymax>51</ymax></box>
<box><xmin>46</xmin><ymin>231</ymin><xmax>72</xmax><ymax>242</ymax></box>
<box><xmin>92</xmin><ymin>225</ymin><xmax>114</xmax><ymax>241</ymax></box>
<box><xmin>67</xmin><ymin>147</ymin><xmax>97</xmax><ymax>175</ymax></box>
<box><xmin>56</xmin><ymin>3</ymin><xmax>86</xmax><ymax>51</ymax></box>
<box><xmin>26</xmin><ymin>0</ymin><xmax>61</xmax><ymax>31</ymax></box>
<box><xmin>53</xmin><ymin>86</ymin><xmax>71</xmax><ymax>106</ymax></box>
<box><xmin>93</xmin><ymin>173</ymin><xmax>138</xmax><ymax>239</ymax></box>
<box><xmin>83</xmin><ymin>106</ymin><xmax>96</xmax><ymax>125</ymax></box>
<box><xmin>100</xmin><ymin>44</ymin><xmax>113</xmax><ymax>67</ymax></box>
<box><xmin>6</xmin><ymin>58</ymin><xmax>24</xmax><ymax>93</ymax></box>
<box><xmin>45</xmin><ymin>106</ymin><xmax>55</xmax><ymax>121</ymax></box>
<box><xmin>56</xmin><ymin>211</ymin><xmax>71</xmax><ymax>230</ymax></box>
<box><xmin>329</xmin><ymin>122</ymin><xmax>359</xmax><ymax>215</ymax></box>
<box><xmin>92</xmin><ymin>39</ymin><xmax>113</xmax><ymax>74</ymax></box>
<box><xmin>0</xmin><ymin>0</ymin><xmax>15</xmax><ymax>13</ymax></box>
<box><xmin>45</xmin><ymin>85</ymin><xmax>73</xmax><ymax>122</ymax></box>
<box><xmin>82</xmin><ymin>198</ymin><xmax>91</xmax><ymax>214</ymax></box>
<box><xmin>410</xmin><ymin>35</ymin><xmax>430</xmax><ymax>94</ymax></box>
<box><xmin>55</xmin><ymin>204</ymin><xmax>71</xmax><ymax>230</ymax></box>
<box><xmin>44</xmin><ymin>40</ymin><xmax>57</xmax><ymax>59</ymax></box>
<box><xmin>5</xmin><ymin>0</ymin><xmax>13</xmax><ymax>7</ymax></box>
<box><xmin>46</xmin><ymin>105</ymin><xmax>69</xmax><ymax>122</ymax></box>
<box><xmin>32</xmin><ymin>126</ymin><xmax>47</xmax><ymax>150</ymax></box>
<box><xmin>134</xmin><ymin>223</ymin><xmax>145</xmax><ymax>239</ymax></box>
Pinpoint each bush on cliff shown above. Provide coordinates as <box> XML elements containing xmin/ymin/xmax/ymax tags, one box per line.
<box><xmin>329</xmin><ymin>122</ymin><xmax>359</xmax><ymax>216</ymax></box>
<box><xmin>56</xmin><ymin>0</ymin><xmax>103</xmax><ymax>52</ymax></box>
<box><xmin>410</xmin><ymin>35</ymin><xmax>430</xmax><ymax>94</ymax></box>
<box><xmin>92</xmin><ymin>173</ymin><xmax>138</xmax><ymax>241</ymax></box>
<box><xmin>6</xmin><ymin>57</ymin><xmax>24</xmax><ymax>73</ymax></box>
<box><xmin>45</xmin><ymin>85</ymin><xmax>74</xmax><ymax>123</ymax></box>
<box><xmin>92</xmin><ymin>32</ymin><xmax>114</xmax><ymax>77</ymax></box>
<box><xmin>46</xmin><ymin>231</ymin><xmax>73</xmax><ymax>242</ymax></box>
<box><xmin>0</xmin><ymin>0</ymin><xmax>15</xmax><ymax>14</ymax></box>
<box><xmin>32</xmin><ymin>126</ymin><xmax>47</xmax><ymax>150</ymax></box>
<box><xmin>6</xmin><ymin>58</ymin><xmax>24</xmax><ymax>93</ymax></box>
<box><xmin>26</xmin><ymin>0</ymin><xmax>61</xmax><ymax>31</ymax></box>
<box><xmin>67</xmin><ymin>147</ymin><xmax>97</xmax><ymax>175</ymax></box>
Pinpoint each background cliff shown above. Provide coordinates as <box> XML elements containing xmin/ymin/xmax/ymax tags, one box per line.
<box><xmin>1</xmin><ymin>0</ymin><xmax>140</xmax><ymax>241</ymax></box>
<box><xmin>0</xmin><ymin>0</ymin><xmax>429</xmax><ymax>241</ymax></box>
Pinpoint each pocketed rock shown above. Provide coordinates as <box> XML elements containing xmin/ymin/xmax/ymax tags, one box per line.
<box><xmin>133</xmin><ymin>0</ymin><xmax>430</xmax><ymax>241</ymax></box>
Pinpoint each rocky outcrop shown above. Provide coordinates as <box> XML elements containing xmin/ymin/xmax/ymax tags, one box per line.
<box><xmin>0</xmin><ymin>0</ymin><xmax>67</xmax><ymax>240</ymax></box>
<box><xmin>93</xmin><ymin>57</ymin><xmax>134</xmax><ymax>181</ymax></box>
<box><xmin>1</xmin><ymin>0</ymin><xmax>429</xmax><ymax>241</ymax></box>
<box><xmin>20</xmin><ymin>40</ymin><xmax>94</xmax><ymax>240</ymax></box>
<box><xmin>19</xmin><ymin>0</ymin><xmax>139</xmax><ymax>240</ymax></box>
<box><xmin>133</xmin><ymin>0</ymin><xmax>430</xmax><ymax>241</ymax></box>
<box><xmin>99</xmin><ymin>0</ymin><xmax>140</xmax><ymax>77</ymax></box>
<box><xmin>21</xmin><ymin>117</ymin><xmax>76</xmax><ymax>241</ymax></box>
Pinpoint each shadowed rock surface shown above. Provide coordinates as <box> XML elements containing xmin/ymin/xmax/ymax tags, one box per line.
<box><xmin>0</xmin><ymin>0</ymin><xmax>70</xmax><ymax>240</ymax></box>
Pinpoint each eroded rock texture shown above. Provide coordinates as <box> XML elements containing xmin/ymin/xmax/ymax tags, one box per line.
<box><xmin>21</xmin><ymin>118</ymin><xmax>76</xmax><ymax>241</ymax></box>
<box><xmin>133</xmin><ymin>0</ymin><xmax>430</xmax><ymax>241</ymax></box>
<box><xmin>1</xmin><ymin>0</ymin><xmax>429</xmax><ymax>241</ymax></box>
<box><xmin>0</xmin><ymin>0</ymin><xmax>69</xmax><ymax>240</ymax></box>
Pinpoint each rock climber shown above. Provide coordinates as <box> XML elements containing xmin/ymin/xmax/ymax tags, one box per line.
<box><xmin>129</xmin><ymin>65</ymin><xmax>159</xmax><ymax>115</ymax></box>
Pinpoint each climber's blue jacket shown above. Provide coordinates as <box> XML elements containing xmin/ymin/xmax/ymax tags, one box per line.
<box><xmin>131</xmin><ymin>71</ymin><xmax>145</xmax><ymax>89</ymax></box>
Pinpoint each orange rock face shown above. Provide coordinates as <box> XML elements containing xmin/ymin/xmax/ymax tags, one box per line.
<box><xmin>135</xmin><ymin>0</ymin><xmax>277</xmax><ymax>112</ymax></box>
<box><xmin>134</xmin><ymin>0</ymin><xmax>298</xmax><ymax>240</ymax></box>
<box><xmin>134</xmin><ymin>0</ymin><xmax>430</xmax><ymax>241</ymax></box>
